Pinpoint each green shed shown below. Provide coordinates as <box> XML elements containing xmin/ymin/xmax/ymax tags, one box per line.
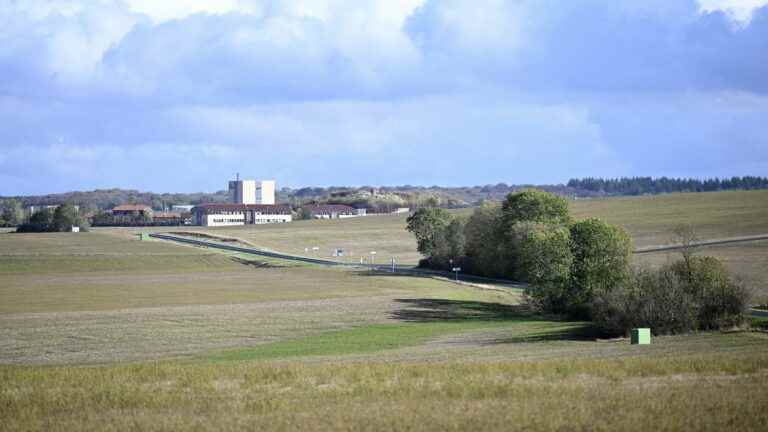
<box><xmin>631</xmin><ymin>328</ymin><xmax>651</xmax><ymax>345</ymax></box>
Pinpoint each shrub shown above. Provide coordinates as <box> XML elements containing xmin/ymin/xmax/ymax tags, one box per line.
<box><xmin>592</xmin><ymin>257</ymin><xmax>750</xmax><ymax>336</ymax></box>
<box><xmin>670</xmin><ymin>256</ymin><xmax>751</xmax><ymax>330</ymax></box>
<box><xmin>592</xmin><ymin>266</ymin><xmax>698</xmax><ymax>335</ymax></box>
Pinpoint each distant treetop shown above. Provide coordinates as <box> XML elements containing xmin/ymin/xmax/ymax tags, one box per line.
<box><xmin>567</xmin><ymin>176</ymin><xmax>768</xmax><ymax>196</ymax></box>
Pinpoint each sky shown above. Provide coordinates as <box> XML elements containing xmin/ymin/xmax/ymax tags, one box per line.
<box><xmin>1</xmin><ymin>0</ymin><xmax>767</xmax><ymax>195</ymax></box>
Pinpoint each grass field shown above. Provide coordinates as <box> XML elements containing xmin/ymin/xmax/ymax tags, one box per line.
<box><xmin>2</xmin><ymin>190</ymin><xmax>768</xmax><ymax>430</ymax></box>
<box><xmin>3</xmin><ymin>352</ymin><xmax>768</xmax><ymax>431</ymax></box>
<box><xmin>569</xmin><ymin>189</ymin><xmax>768</xmax><ymax>247</ymax></box>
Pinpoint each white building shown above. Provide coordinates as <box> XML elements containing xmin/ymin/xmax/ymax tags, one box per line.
<box><xmin>27</xmin><ymin>204</ymin><xmax>79</xmax><ymax>216</ymax></box>
<box><xmin>302</xmin><ymin>204</ymin><xmax>364</xmax><ymax>219</ymax></box>
<box><xmin>171</xmin><ymin>205</ymin><xmax>195</xmax><ymax>213</ymax></box>
<box><xmin>191</xmin><ymin>204</ymin><xmax>292</xmax><ymax>227</ymax></box>
<box><xmin>228</xmin><ymin>179</ymin><xmax>275</xmax><ymax>205</ymax></box>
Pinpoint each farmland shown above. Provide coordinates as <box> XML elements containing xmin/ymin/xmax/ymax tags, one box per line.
<box><xmin>2</xmin><ymin>190</ymin><xmax>768</xmax><ymax>430</ymax></box>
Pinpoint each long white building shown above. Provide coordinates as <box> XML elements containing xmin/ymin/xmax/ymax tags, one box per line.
<box><xmin>191</xmin><ymin>204</ymin><xmax>292</xmax><ymax>227</ymax></box>
<box><xmin>228</xmin><ymin>179</ymin><xmax>275</xmax><ymax>205</ymax></box>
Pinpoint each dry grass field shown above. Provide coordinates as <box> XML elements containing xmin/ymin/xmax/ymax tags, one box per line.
<box><xmin>3</xmin><ymin>352</ymin><xmax>768</xmax><ymax>431</ymax></box>
<box><xmin>2</xmin><ymin>190</ymin><xmax>768</xmax><ymax>430</ymax></box>
<box><xmin>569</xmin><ymin>189</ymin><xmax>768</xmax><ymax>247</ymax></box>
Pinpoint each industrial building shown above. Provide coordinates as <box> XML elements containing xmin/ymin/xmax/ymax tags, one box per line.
<box><xmin>191</xmin><ymin>204</ymin><xmax>292</xmax><ymax>227</ymax></box>
<box><xmin>228</xmin><ymin>178</ymin><xmax>275</xmax><ymax>205</ymax></box>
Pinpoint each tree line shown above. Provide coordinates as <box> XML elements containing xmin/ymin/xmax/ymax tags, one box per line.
<box><xmin>407</xmin><ymin>190</ymin><xmax>750</xmax><ymax>335</ymax></box>
<box><xmin>15</xmin><ymin>204</ymin><xmax>90</xmax><ymax>233</ymax></box>
<box><xmin>567</xmin><ymin>176</ymin><xmax>768</xmax><ymax>196</ymax></box>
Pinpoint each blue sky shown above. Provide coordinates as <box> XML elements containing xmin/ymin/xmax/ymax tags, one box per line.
<box><xmin>1</xmin><ymin>0</ymin><xmax>767</xmax><ymax>195</ymax></box>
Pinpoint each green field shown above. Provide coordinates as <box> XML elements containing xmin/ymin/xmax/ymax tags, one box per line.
<box><xmin>2</xmin><ymin>190</ymin><xmax>768</xmax><ymax>430</ymax></box>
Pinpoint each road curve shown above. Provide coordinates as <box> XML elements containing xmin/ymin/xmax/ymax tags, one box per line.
<box><xmin>151</xmin><ymin>233</ymin><xmax>766</xmax><ymax>316</ymax></box>
<box><xmin>149</xmin><ymin>233</ymin><xmax>520</xmax><ymax>286</ymax></box>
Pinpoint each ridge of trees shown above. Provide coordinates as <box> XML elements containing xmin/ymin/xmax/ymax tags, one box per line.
<box><xmin>2</xmin><ymin>175</ymin><xmax>766</xmax><ymax>216</ymax></box>
<box><xmin>16</xmin><ymin>204</ymin><xmax>90</xmax><ymax>233</ymax></box>
<box><xmin>567</xmin><ymin>176</ymin><xmax>768</xmax><ymax>196</ymax></box>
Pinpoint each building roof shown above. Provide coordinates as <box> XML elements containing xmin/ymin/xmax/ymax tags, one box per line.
<box><xmin>112</xmin><ymin>204</ymin><xmax>152</xmax><ymax>212</ymax></box>
<box><xmin>303</xmin><ymin>204</ymin><xmax>357</xmax><ymax>215</ymax></box>
<box><xmin>192</xmin><ymin>203</ymin><xmax>293</xmax><ymax>215</ymax></box>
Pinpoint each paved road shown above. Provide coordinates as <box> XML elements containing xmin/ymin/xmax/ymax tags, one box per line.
<box><xmin>150</xmin><ymin>233</ymin><xmax>519</xmax><ymax>286</ymax></box>
<box><xmin>634</xmin><ymin>234</ymin><xmax>768</xmax><ymax>254</ymax></box>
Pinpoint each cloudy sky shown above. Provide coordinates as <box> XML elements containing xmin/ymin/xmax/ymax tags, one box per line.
<box><xmin>1</xmin><ymin>0</ymin><xmax>767</xmax><ymax>195</ymax></box>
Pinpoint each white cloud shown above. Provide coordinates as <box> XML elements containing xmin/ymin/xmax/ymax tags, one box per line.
<box><xmin>1</xmin><ymin>0</ymin><xmax>767</xmax><ymax>193</ymax></box>
<box><xmin>124</xmin><ymin>0</ymin><xmax>251</xmax><ymax>22</ymax></box>
<box><xmin>698</xmin><ymin>0</ymin><xmax>768</xmax><ymax>22</ymax></box>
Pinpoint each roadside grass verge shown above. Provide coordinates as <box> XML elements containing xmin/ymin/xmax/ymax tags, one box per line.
<box><xmin>752</xmin><ymin>315</ymin><xmax>768</xmax><ymax>330</ymax></box>
<box><xmin>2</xmin><ymin>352</ymin><xmax>768</xmax><ymax>431</ymax></box>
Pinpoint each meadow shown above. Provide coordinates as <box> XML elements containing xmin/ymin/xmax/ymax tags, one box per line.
<box><xmin>1</xmin><ymin>190</ymin><xmax>768</xmax><ymax>430</ymax></box>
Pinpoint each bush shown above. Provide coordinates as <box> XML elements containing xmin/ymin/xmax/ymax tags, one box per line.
<box><xmin>592</xmin><ymin>266</ymin><xmax>698</xmax><ymax>335</ymax></box>
<box><xmin>670</xmin><ymin>256</ymin><xmax>751</xmax><ymax>330</ymax></box>
<box><xmin>592</xmin><ymin>257</ymin><xmax>750</xmax><ymax>336</ymax></box>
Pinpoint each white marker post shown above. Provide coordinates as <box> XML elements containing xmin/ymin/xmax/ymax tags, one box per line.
<box><xmin>370</xmin><ymin>251</ymin><xmax>377</xmax><ymax>272</ymax></box>
<box><xmin>452</xmin><ymin>267</ymin><xmax>461</xmax><ymax>282</ymax></box>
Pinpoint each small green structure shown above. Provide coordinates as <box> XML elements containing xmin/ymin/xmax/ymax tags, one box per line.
<box><xmin>631</xmin><ymin>328</ymin><xmax>651</xmax><ymax>345</ymax></box>
<box><xmin>138</xmin><ymin>233</ymin><xmax>152</xmax><ymax>241</ymax></box>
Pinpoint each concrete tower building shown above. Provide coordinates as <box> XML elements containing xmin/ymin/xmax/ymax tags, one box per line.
<box><xmin>228</xmin><ymin>177</ymin><xmax>275</xmax><ymax>205</ymax></box>
<box><xmin>255</xmin><ymin>180</ymin><xmax>275</xmax><ymax>205</ymax></box>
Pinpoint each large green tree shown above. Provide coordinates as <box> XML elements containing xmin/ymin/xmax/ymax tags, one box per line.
<box><xmin>567</xmin><ymin>218</ymin><xmax>633</xmax><ymax>318</ymax></box>
<box><xmin>406</xmin><ymin>207</ymin><xmax>453</xmax><ymax>258</ymax></box>
<box><xmin>513</xmin><ymin>222</ymin><xmax>574</xmax><ymax>313</ymax></box>
<box><xmin>1</xmin><ymin>199</ymin><xmax>24</xmax><ymax>226</ymax></box>
<box><xmin>463</xmin><ymin>203</ymin><xmax>505</xmax><ymax>277</ymax></box>
<box><xmin>501</xmin><ymin>189</ymin><xmax>570</xmax><ymax>229</ymax></box>
<box><xmin>430</xmin><ymin>217</ymin><xmax>466</xmax><ymax>269</ymax></box>
<box><xmin>51</xmin><ymin>204</ymin><xmax>83</xmax><ymax>232</ymax></box>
